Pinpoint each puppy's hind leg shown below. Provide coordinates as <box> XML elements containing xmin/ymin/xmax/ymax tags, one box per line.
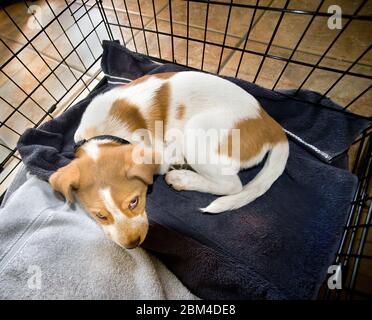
<box><xmin>166</xmin><ymin>110</ymin><xmax>242</xmax><ymax>195</ymax></box>
<box><xmin>165</xmin><ymin>169</ymin><xmax>242</xmax><ymax>195</ymax></box>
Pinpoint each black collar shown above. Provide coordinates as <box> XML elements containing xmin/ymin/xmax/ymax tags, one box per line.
<box><xmin>74</xmin><ymin>135</ymin><xmax>131</xmax><ymax>152</ymax></box>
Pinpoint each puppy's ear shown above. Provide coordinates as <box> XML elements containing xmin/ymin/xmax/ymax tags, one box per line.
<box><xmin>126</xmin><ymin>163</ymin><xmax>158</xmax><ymax>185</ymax></box>
<box><xmin>49</xmin><ymin>161</ymin><xmax>80</xmax><ymax>202</ymax></box>
<box><xmin>124</xmin><ymin>145</ymin><xmax>159</xmax><ymax>185</ymax></box>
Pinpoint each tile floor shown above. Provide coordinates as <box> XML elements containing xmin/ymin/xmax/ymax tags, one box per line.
<box><xmin>0</xmin><ymin>0</ymin><xmax>371</xmax><ymax>296</ymax></box>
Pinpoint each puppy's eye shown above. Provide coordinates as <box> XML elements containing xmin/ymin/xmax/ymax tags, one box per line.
<box><xmin>128</xmin><ymin>196</ymin><xmax>139</xmax><ymax>210</ymax></box>
<box><xmin>95</xmin><ymin>212</ymin><xmax>108</xmax><ymax>221</ymax></box>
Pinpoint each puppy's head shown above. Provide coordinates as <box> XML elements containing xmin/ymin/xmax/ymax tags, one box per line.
<box><xmin>49</xmin><ymin>141</ymin><xmax>157</xmax><ymax>249</ymax></box>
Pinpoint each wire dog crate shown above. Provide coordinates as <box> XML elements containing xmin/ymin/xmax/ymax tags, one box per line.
<box><xmin>0</xmin><ymin>0</ymin><xmax>371</xmax><ymax>299</ymax></box>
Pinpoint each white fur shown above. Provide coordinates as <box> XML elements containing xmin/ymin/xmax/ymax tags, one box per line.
<box><xmin>75</xmin><ymin>72</ymin><xmax>260</xmax><ymax>144</ymax></box>
<box><xmin>77</xmin><ymin>71</ymin><xmax>289</xmax><ymax>214</ymax></box>
<box><xmin>100</xmin><ymin>188</ymin><xmax>123</xmax><ymax>221</ymax></box>
<box><xmin>74</xmin><ymin>77</ymin><xmax>165</xmax><ymax>143</ymax></box>
<box><xmin>201</xmin><ymin>142</ymin><xmax>289</xmax><ymax>213</ymax></box>
<box><xmin>165</xmin><ymin>169</ymin><xmax>242</xmax><ymax>195</ymax></box>
<box><xmin>169</xmin><ymin>72</ymin><xmax>260</xmax><ymax>122</ymax></box>
<box><xmin>82</xmin><ymin>139</ymin><xmax>113</xmax><ymax>161</ymax></box>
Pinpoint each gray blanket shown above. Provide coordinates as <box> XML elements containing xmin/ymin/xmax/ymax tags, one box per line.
<box><xmin>0</xmin><ymin>173</ymin><xmax>197</xmax><ymax>300</ymax></box>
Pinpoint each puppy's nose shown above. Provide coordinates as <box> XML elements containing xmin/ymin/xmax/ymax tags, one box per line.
<box><xmin>125</xmin><ymin>236</ymin><xmax>141</xmax><ymax>249</ymax></box>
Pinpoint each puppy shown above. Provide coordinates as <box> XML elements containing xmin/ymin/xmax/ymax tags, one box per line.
<box><xmin>49</xmin><ymin>71</ymin><xmax>289</xmax><ymax>248</ymax></box>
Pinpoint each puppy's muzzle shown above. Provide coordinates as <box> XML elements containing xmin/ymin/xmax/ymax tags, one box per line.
<box><xmin>125</xmin><ymin>236</ymin><xmax>142</xmax><ymax>249</ymax></box>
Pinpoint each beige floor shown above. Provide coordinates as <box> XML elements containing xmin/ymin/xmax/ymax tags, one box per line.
<box><xmin>0</xmin><ymin>0</ymin><xmax>371</xmax><ymax>297</ymax></box>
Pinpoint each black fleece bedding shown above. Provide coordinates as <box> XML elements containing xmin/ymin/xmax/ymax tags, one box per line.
<box><xmin>17</xmin><ymin>41</ymin><xmax>371</xmax><ymax>299</ymax></box>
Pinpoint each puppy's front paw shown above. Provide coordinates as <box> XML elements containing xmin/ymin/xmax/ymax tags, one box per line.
<box><xmin>165</xmin><ymin>170</ymin><xmax>194</xmax><ymax>191</ymax></box>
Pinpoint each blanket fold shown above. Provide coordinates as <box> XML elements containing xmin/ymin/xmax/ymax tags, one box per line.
<box><xmin>0</xmin><ymin>177</ymin><xmax>197</xmax><ymax>300</ymax></box>
<box><xmin>13</xmin><ymin>41</ymin><xmax>371</xmax><ymax>299</ymax></box>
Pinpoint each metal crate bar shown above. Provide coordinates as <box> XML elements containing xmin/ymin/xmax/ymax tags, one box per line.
<box><xmin>187</xmin><ymin>0</ymin><xmax>372</xmax><ymax>21</ymax></box>
<box><xmin>105</xmin><ymin>21</ymin><xmax>372</xmax><ymax>81</ymax></box>
<box><xmin>0</xmin><ymin>0</ymin><xmax>370</xmax><ymax>300</ymax></box>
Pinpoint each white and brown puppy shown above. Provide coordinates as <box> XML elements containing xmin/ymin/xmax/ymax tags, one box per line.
<box><xmin>49</xmin><ymin>71</ymin><xmax>289</xmax><ymax>249</ymax></box>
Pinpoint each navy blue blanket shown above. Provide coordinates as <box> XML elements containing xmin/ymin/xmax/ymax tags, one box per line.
<box><xmin>17</xmin><ymin>41</ymin><xmax>371</xmax><ymax>299</ymax></box>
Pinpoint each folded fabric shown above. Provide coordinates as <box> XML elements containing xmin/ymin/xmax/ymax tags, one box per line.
<box><xmin>0</xmin><ymin>176</ymin><xmax>198</xmax><ymax>300</ymax></box>
<box><xmin>17</xmin><ymin>41</ymin><xmax>371</xmax><ymax>299</ymax></box>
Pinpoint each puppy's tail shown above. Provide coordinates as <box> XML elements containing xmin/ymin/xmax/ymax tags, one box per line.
<box><xmin>201</xmin><ymin>141</ymin><xmax>289</xmax><ymax>214</ymax></box>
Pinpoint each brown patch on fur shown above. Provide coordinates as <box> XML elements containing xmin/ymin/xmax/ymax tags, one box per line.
<box><xmin>147</xmin><ymin>82</ymin><xmax>170</xmax><ymax>141</ymax></box>
<box><xmin>121</xmin><ymin>75</ymin><xmax>151</xmax><ymax>88</ymax></box>
<box><xmin>175</xmin><ymin>104</ymin><xmax>186</xmax><ymax>120</ymax></box>
<box><xmin>112</xmin><ymin>77</ymin><xmax>173</xmax><ymax>143</ymax></box>
<box><xmin>83</xmin><ymin>127</ymin><xmax>99</xmax><ymax>140</ymax></box>
<box><xmin>121</xmin><ymin>72</ymin><xmax>176</xmax><ymax>89</ymax></box>
<box><xmin>218</xmin><ymin>108</ymin><xmax>287</xmax><ymax>161</ymax></box>
<box><xmin>110</xmin><ymin>98</ymin><xmax>148</xmax><ymax>132</ymax></box>
<box><xmin>153</xmin><ymin>72</ymin><xmax>176</xmax><ymax>80</ymax></box>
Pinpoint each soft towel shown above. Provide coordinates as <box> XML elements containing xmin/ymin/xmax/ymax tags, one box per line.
<box><xmin>0</xmin><ymin>175</ymin><xmax>197</xmax><ymax>300</ymax></box>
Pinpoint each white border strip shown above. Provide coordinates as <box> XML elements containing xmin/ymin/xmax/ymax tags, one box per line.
<box><xmin>105</xmin><ymin>74</ymin><xmax>133</xmax><ymax>81</ymax></box>
<box><xmin>108</xmin><ymin>80</ymin><xmax>131</xmax><ymax>85</ymax></box>
<box><xmin>284</xmin><ymin>129</ymin><xmax>332</xmax><ymax>161</ymax></box>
